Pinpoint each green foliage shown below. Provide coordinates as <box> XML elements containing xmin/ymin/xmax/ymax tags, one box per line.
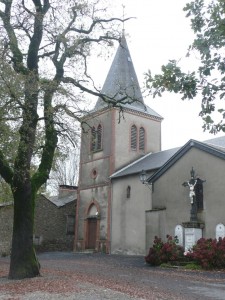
<box><xmin>145</xmin><ymin>235</ymin><xmax>184</xmax><ymax>266</ymax></box>
<box><xmin>146</xmin><ymin>61</ymin><xmax>198</xmax><ymax>100</ymax></box>
<box><xmin>146</xmin><ymin>0</ymin><xmax>225</xmax><ymax>134</ymax></box>
<box><xmin>0</xmin><ymin>177</ymin><xmax>13</xmax><ymax>203</ymax></box>
<box><xmin>183</xmin><ymin>262</ymin><xmax>202</xmax><ymax>270</ymax></box>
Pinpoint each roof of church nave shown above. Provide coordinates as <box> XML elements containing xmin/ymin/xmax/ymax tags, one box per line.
<box><xmin>110</xmin><ymin>135</ymin><xmax>225</xmax><ymax>180</ymax></box>
<box><xmin>94</xmin><ymin>33</ymin><xmax>162</xmax><ymax>119</ymax></box>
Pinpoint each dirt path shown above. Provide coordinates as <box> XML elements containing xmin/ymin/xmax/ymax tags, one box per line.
<box><xmin>0</xmin><ymin>252</ymin><xmax>225</xmax><ymax>299</ymax></box>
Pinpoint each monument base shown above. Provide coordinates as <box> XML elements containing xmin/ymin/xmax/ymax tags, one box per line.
<box><xmin>182</xmin><ymin>222</ymin><xmax>204</xmax><ymax>252</ymax></box>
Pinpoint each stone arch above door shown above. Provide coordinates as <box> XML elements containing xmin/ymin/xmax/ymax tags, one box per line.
<box><xmin>85</xmin><ymin>200</ymin><xmax>100</xmax><ymax>218</ymax></box>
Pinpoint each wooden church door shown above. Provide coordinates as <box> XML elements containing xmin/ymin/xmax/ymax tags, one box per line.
<box><xmin>87</xmin><ymin>218</ymin><xmax>97</xmax><ymax>249</ymax></box>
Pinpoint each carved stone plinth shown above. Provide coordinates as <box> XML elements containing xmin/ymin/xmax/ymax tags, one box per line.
<box><xmin>182</xmin><ymin>222</ymin><xmax>204</xmax><ymax>252</ymax></box>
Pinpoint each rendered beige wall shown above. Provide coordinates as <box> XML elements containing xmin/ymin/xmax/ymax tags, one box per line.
<box><xmin>111</xmin><ymin>176</ymin><xmax>152</xmax><ymax>255</ymax></box>
<box><xmin>114</xmin><ymin>110</ymin><xmax>161</xmax><ymax>170</ymax></box>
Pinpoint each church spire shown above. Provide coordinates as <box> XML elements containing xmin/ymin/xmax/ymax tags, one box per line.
<box><xmin>94</xmin><ymin>33</ymin><xmax>145</xmax><ymax>111</ymax></box>
<box><xmin>94</xmin><ymin>33</ymin><xmax>162</xmax><ymax>119</ymax></box>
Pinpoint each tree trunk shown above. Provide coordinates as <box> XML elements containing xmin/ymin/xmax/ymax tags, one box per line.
<box><xmin>9</xmin><ymin>178</ymin><xmax>40</xmax><ymax>279</ymax></box>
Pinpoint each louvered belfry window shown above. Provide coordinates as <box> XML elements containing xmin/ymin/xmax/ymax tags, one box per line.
<box><xmin>97</xmin><ymin>124</ymin><xmax>102</xmax><ymax>150</ymax></box>
<box><xmin>139</xmin><ymin>127</ymin><xmax>145</xmax><ymax>151</ymax></box>
<box><xmin>91</xmin><ymin>124</ymin><xmax>102</xmax><ymax>152</ymax></box>
<box><xmin>91</xmin><ymin>126</ymin><xmax>96</xmax><ymax>151</ymax></box>
<box><xmin>131</xmin><ymin>125</ymin><xmax>137</xmax><ymax>150</ymax></box>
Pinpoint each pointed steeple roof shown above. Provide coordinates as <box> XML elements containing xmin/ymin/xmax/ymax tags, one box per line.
<box><xmin>94</xmin><ymin>34</ymin><xmax>162</xmax><ymax>119</ymax></box>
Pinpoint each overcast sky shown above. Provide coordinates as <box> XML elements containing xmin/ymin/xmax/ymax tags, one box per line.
<box><xmin>90</xmin><ymin>0</ymin><xmax>224</xmax><ymax>150</ymax></box>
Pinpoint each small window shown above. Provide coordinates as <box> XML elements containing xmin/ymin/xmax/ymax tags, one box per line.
<box><xmin>139</xmin><ymin>127</ymin><xmax>145</xmax><ymax>151</ymax></box>
<box><xmin>131</xmin><ymin>125</ymin><xmax>137</xmax><ymax>150</ymax></box>
<box><xmin>91</xmin><ymin>168</ymin><xmax>98</xmax><ymax>179</ymax></box>
<box><xmin>66</xmin><ymin>215</ymin><xmax>75</xmax><ymax>235</ymax></box>
<box><xmin>127</xmin><ymin>186</ymin><xmax>131</xmax><ymax>198</ymax></box>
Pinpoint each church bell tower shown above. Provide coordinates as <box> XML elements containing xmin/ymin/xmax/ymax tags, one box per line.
<box><xmin>74</xmin><ymin>34</ymin><xmax>162</xmax><ymax>253</ymax></box>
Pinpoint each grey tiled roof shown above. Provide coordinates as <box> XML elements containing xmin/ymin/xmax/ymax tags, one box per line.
<box><xmin>204</xmin><ymin>135</ymin><xmax>225</xmax><ymax>149</ymax></box>
<box><xmin>47</xmin><ymin>190</ymin><xmax>77</xmax><ymax>208</ymax></box>
<box><xmin>110</xmin><ymin>148</ymin><xmax>179</xmax><ymax>179</ymax></box>
<box><xmin>94</xmin><ymin>34</ymin><xmax>162</xmax><ymax>119</ymax></box>
<box><xmin>110</xmin><ymin>135</ymin><xmax>225</xmax><ymax>180</ymax></box>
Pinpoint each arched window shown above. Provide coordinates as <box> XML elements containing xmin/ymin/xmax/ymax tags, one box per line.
<box><xmin>131</xmin><ymin>125</ymin><xmax>137</xmax><ymax>150</ymax></box>
<box><xmin>91</xmin><ymin>126</ymin><xmax>96</xmax><ymax>151</ymax></box>
<box><xmin>97</xmin><ymin>124</ymin><xmax>102</xmax><ymax>150</ymax></box>
<box><xmin>139</xmin><ymin>127</ymin><xmax>145</xmax><ymax>151</ymax></box>
<box><xmin>126</xmin><ymin>186</ymin><xmax>131</xmax><ymax>198</ymax></box>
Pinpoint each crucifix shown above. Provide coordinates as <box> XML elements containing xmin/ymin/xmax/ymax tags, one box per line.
<box><xmin>182</xmin><ymin>167</ymin><xmax>198</xmax><ymax>222</ymax></box>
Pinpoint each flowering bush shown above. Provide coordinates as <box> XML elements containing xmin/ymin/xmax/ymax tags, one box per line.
<box><xmin>186</xmin><ymin>237</ymin><xmax>225</xmax><ymax>269</ymax></box>
<box><xmin>145</xmin><ymin>235</ymin><xmax>184</xmax><ymax>266</ymax></box>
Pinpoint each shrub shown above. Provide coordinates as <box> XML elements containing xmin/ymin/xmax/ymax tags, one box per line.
<box><xmin>187</xmin><ymin>237</ymin><xmax>225</xmax><ymax>269</ymax></box>
<box><xmin>145</xmin><ymin>235</ymin><xmax>184</xmax><ymax>266</ymax></box>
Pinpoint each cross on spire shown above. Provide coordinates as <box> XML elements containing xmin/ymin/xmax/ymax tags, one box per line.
<box><xmin>122</xmin><ymin>4</ymin><xmax>125</xmax><ymax>35</ymax></box>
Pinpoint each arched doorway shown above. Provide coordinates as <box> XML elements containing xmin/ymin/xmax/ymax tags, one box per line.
<box><xmin>85</xmin><ymin>203</ymin><xmax>100</xmax><ymax>250</ymax></box>
<box><xmin>87</xmin><ymin>218</ymin><xmax>97</xmax><ymax>249</ymax></box>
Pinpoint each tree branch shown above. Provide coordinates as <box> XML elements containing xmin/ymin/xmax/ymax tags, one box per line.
<box><xmin>62</xmin><ymin>76</ymin><xmax>129</xmax><ymax>106</ymax></box>
<box><xmin>0</xmin><ymin>150</ymin><xmax>13</xmax><ymax>184</ymax></box>
<box><xmin>27</xmin><ymin>0</ymin><xmax>50</xmax><ymax>70</ymax></box>
<box><xmin>71</xmin><ymin>17</ymin><xmax>132</xmax><ymax>34</ymax></box>
<box><xmin>0</xmin><ymin>1</ymin><xmax>27</xmax><ymax>74</ymax></box>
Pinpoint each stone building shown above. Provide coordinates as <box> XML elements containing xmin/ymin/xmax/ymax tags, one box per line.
<box><xmin>34</xmin><ymin>185</ymin><xmax>77</xmax><ymax>251</ymax></box>
<box><xmin>0</xmin><ymin>185</ymin><xmax>77</xmax><ymax>255</ymax></box>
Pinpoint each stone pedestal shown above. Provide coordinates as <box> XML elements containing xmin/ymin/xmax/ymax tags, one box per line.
<box><xmin>182</xmin><ymin>222</ymin><xmax>204</xmax><ymax>252</ymax></box>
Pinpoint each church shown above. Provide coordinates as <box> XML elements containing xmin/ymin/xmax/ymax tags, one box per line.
<box><xmin>74</xmin><ymin>34</ymin><xmax>225</xmax><ymax>255</ymax></box>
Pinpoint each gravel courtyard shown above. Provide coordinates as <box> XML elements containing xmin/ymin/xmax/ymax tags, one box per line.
<box><xmin>0</xmin><ymin>252</ymin><xmax>225</xmax><ymax>299</ymax></box>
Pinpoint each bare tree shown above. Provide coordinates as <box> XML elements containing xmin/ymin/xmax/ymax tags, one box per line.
<box><xmin>0</xmin><ymin>0</ymin><xmax>129</xmax><ymax>279</ymax></box>
<box><xmin>47</xmin><ymin>147</ymin><xmax>80</xmax><ymax>194</ymax></box>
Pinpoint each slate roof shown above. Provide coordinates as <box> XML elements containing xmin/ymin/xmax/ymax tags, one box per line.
<box><xmin>147</xmin><ymin>137</ymin><xmax>225</xmax><ymax>184</ymax></box>
<box><xmin>204</xmin><ymin>135</ymin><xmax>225</xmax><ymax>149</ymax></box>
<box><xmin>110</xmin><ymin>147</ymin><xmax>179</xmax><ymax>179</ymax></box>
<box><xmin>94</xmin><ymin>34</ymin><xmax>162</xmax><ymax>119</ymax></box>
<box><xmin>46</xmin><ymin>187</ymin><xmax>77</xmax><ymax>208</ymax></box>
<box><xmin>110</xmin><ymin>135</ymin><xmax>225</xmax><ymax>180</ymax></box>
<box><xmin>47</xmin><ymin>194</ymin><xmax>76</xmax><ymax>208</ymax></box>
